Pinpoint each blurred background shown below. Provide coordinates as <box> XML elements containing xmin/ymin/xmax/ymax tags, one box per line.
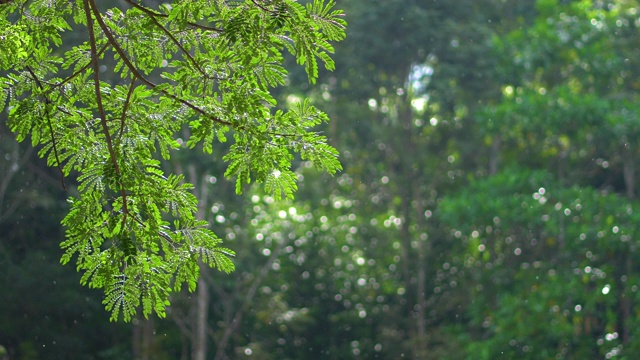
<box><xmin>3</xmin><ymin>0</ymin><xmax>640</xmax><ymax>358</ymax></box>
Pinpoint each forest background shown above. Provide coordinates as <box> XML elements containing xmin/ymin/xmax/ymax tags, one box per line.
<box><xmin>2</xmin><ymin>0</ymin><xmax>640</xmax><ymax>359</ymax></box>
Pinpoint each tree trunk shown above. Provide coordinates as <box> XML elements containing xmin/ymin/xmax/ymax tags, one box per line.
<box><xmin>414</xmin><ymin>180</ymin><xmax>429</xmax><ymax>359</ymax></box>
<box><xmin>133</xmin><ymin>318</ymin><xmax>141</xmax><ymax>359</ymax></box>
<box><xmin>620</xmin><ymin>158</ymin><xmax>634</xmax><ymax>343</ymax></box>
<box><xmin>142</xmin><ymin>317</ymin><xmax>154</xmax><ymax>360</ymax></box>
<box><xmin>489</xmin><ymin>135</ymin><xmax>500</xmax><ymax>176</ymax></box>
<box><xmin>189</xmin><ymin>164</ymin><xmax>210</xmax><ymax>360</ymax></box>
<box><xmin>214</xmin><ymin>240</ymin><xmax>285</xmax><ymax>359</ymax></box>
<box><xmin>192</xmin><ymin>275</ymin><xmax>209</xmax><ymax>360</ymax></box>
<box><xmin>132</xmin><ymin>316</ymin><xmax>155</xmax><ymax>359</ymax></box>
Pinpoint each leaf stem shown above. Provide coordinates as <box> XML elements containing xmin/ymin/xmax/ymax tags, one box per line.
<box><xmin>122</xmin><ymin>1</ymin><xmax>223</xmax><ymax>32</ymax></box>
<box><xmin>87</xmin><ymin>0</ymin><xmax>231</xmax><ymax>126</ymax></box>
<box><xmin>52</xmin><ymin>43</ymin><xmax>109</xmax><ymax>90</ymax></box>
<box><xmin>124</xmin><ymin>0</ymin><xmax>210</xmax><ymax>80</ymax></box>
<box><xmin>83</xmin><ymin>0</ymin><xmax>129</xmax><ymax>215</ymax></box>
<box><xmin>119</xmin><ymin>75</ymin><xmax>136</xmax><ymax>139</ymax></box>
<box><xmin>25</xmin><ymin>66</ymin><xmax>67</xmax><ymax>190</ymax></box>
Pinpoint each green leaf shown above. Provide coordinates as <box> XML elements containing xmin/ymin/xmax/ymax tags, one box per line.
<box><xmin>2</xmin><ymin>0</ymin><xmax>344</xmax><ymax>322</ymax></box>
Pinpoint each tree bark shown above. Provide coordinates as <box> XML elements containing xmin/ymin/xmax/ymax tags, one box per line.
<box><xmin>132</xmin><ymin>318</ymin><xmax>141</xmax><ymax>359</ymax></box>
<box><xmin>189</xmin><ymin>164</ymin><xmax>210</xmax><ymax>360</ymax></box>
<box><xmin>489</xmin><ymin>135</ymin><xmax>500</xmax><ymax>176</ymax></box>
<box><xmin>142</xmin><ymin>317</ymin><xmax>154</xmax><ymax>360</ymax></box>
<box><xmin>132</xmin><ymin>317</ymin><xmax>154</xmax><ymax>360</ymax></box>
<box><xmin>192</xmin><ymin>274</ymin><xmax>209</xmax><ymax>360</ymax></box>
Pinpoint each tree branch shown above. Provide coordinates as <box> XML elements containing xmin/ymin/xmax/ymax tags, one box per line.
<box><xmin>25</xmin><ymin>66</ymin><xmax>67</xmax><ymax>190</ymax></box>
<box><xmin>251</xmin><ymin>0</ymin><xmax>279</xmax><ymax>16</ymax></box>
<box><xmin>124</xmin><ymin>0</ymin><xmax>210</xmax><ymax>80</ymax></box>
<box><xmin>83</xmin><ymin>0</ymin><xmax>129</xmax><ymax>217</ymax></box>
<box><xmin>51</xmin><ymin>43</ymin><xmax>109</xmax><ymax>90</ymax></box>
<box><xmin>121</xmin><ymin>1</ymin><xmax>223</xmax><ymax>33</ymax></box>
<box><xmin>119</xmin><ymin>75</ymin><xmax>136</xmax><ymax>139</ymax></box>
<box><xmin>88</xmin><ymin>0</ymin><xmax>231</xmax><ymax>126</ymax></box>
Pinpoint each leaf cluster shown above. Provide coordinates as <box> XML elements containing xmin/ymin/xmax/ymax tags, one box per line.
<box><xmin>0</xmin><ymin>0</ymin><xmax>345</xmax><ymax>321</ymax></box>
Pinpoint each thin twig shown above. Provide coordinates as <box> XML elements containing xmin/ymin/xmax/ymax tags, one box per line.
<box><xmin>122</xmin><ymin>1</ymin><xmax>223</xmax><ymax>32</ymax></box>
<box><xmin>87</xmin><ymin>0</ymin><xmax>232</xmax><ymax>126</ymax></box>
<box><xmin>25</xmin><ymin>66</ymin><xmax>67</xmax><ymax>190</ymax></box>
<box><xmin>51</xmin><ymin>43</ymin><xmax>109</xmax><ymax>90</ymax></box>
<box><xmin>124</xmin><ymin>0</ymin><xmax>210</xmax><ymax>79</ymax></box>
<box><xmin>185</xmin><ymin>22</ymin><xmax>224</xmax><ymax>33</ymax></box>
<box><xmin>83</xmin><ymin>0</ymin><xmax>129</xmax><ymax>216</ymax></box>
<box><xmin>251</xmin><ymin>0</ymin><xmax>279</xmax><ymax>15</ymax></box>
<box><xmin>119</xmin><ymin>75</ymin><xmax>137</xmax><ymax>139</ymax></box>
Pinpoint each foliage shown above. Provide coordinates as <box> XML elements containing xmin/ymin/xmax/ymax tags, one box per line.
<box><xmin>0</xmin><ymin>0</ymin><xmax>344</xmax><ymax>322</ymax></box>
<box><xmin>7</xmin><ymin>0</ymin><xmax>640</xmax><ymax>359</ymax></box>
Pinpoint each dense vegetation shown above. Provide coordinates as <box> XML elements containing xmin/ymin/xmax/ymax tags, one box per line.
<box><xmin>2</xmin><ymin>0</ymin><xmax>640</xmax><ymax>359</ymax></box>
<box><xmin>0</xmin><ymin>0</ymin><xmax>344</xmax><ymax>326</ymax></box>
